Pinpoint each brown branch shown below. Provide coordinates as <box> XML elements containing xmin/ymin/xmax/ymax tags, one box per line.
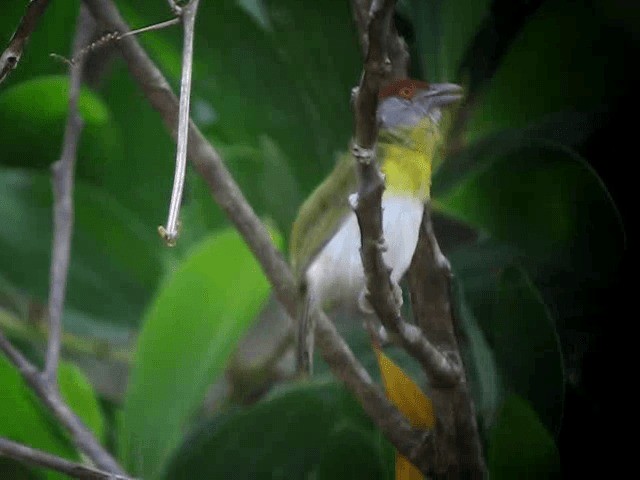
<box><xmin>349</xmin><ymin>0</ymin><xmax>372</xmax><ymax>55</ymax></box>
<box><xmin>348</xmin><ymin>2</ymin><xmax>486</xmax><ymax>475</ymax></box>
<box><xmin>0</xmin><ymin>437</ymin><xmax>134</xmax><ymax>480</ymax></box>
<box><xmin>350</xmin><ymin>0</ymin><xmax>460</xmax><ymax>389</ymax></box>
<box><xmin>0</xmin><ymin>0</ymin><xmax>52</xmax><ymax>84</ymax></box>
<box><xmin>81</xmin><ymin>0</ymin><xmax>436</xmax><ymax>472</ymax></box>
<box><xmin>0</xmin><ymin>6</ymin><xmax>128</xmax><ymax>477</ymax></box>
<box><xmin>407</xmin><ymin>207</ymin><xmax>486</xmax><ymax>476</ymax></box>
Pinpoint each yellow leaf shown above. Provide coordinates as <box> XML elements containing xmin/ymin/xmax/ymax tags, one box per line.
<box><xmin>374</xmin><ymin>343</ymin><xmax>434</xmax><ymax>428</ymax></box>
<box><xmin>373</xmin><ymin>343</ymin><xmax>434</xmax><ymax>480</ymax></box>
<box><xmin>396</xmin><ymin>454</ymin><xmax>424</xmax><ymax>480</ymax></box>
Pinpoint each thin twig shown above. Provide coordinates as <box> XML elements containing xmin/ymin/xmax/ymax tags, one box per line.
<box><xmin>167</xmin><ymin>0</ymin><xmax>183</xmax><ymax>16</ymax></box>
<box><xmin>0</xmin><ymin>6</ymin><xmax>128</xmax><ymax>476</ymax></box>
<box><xmin>0</xmin><ymin>437</ymin><xmax>134</xmax><ymax>480</ymax></box>
<box><xmin>81</xmin><ymin>0</ymin><xmax>435</xmax><ymax>471</ymax></box>
<box><xmin>120</xmin><ymin>17</ymin><xmax>181</xmax><ymax>40</ymax></box>
<box><xmin>158</xmin><ymin>0</ymin><xmax>200</xmax><ymax>246</ymax></box>
<box><xmin>51</xmin><ymin>18</ymin><xmax>180</xmax><ymax>68</ymax></box>
<box><xmin>44</xmin><ymin>3</ymin><xmax>95</xmax><ymax>384</ymax></box>
<box><xmin>0</xmin><ymin>0</ymin><xmax>52</xmax><ymax>84</ymax></box>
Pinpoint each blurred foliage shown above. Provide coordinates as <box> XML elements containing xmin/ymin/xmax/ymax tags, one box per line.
<box><xmin>165</xmin><ymin>382</ymin><xmax>393</xmax><ymax>480</ymax></box>
<box><xmin>0</xmin><ymin>0</ymin><xmax>632</xmax><ymax>478</ymax></box>
<box><xmin>0</xmin><ymin>356</ymin><xmax>104</xmax><ymax>480</ymax></box>
<box><xmin>488</xmin><ymin>394</ymin><xmax>561</xmax><ymax>479</ymax></box>
<box><xmin>120</xmin><ymin>227</ymin><xmax>280</xmax><ymax>478</ymax></box>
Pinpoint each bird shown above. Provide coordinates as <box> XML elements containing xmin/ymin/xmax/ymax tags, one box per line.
<box><xmin>289</xmin><ymin>78</ymin><xmax>463</xmax><ymax>375</ymax></box>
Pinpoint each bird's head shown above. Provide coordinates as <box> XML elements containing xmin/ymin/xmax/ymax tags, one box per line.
<box><xmin>377</xmin><ymin>79</ymin><xmax>463</xmax><ymax>130</ymax></box>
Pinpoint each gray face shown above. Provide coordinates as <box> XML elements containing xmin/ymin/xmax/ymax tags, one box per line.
<box><xmin>377</xmin><ymin>82</ymin><xmax>463</xmax><ymax>130</ymax></box>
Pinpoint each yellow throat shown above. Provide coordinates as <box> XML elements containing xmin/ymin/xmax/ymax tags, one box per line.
<box><xmin>379</xmin><ymin>116</ymin><xmax>441</xmax><ymax>200</ymax></box>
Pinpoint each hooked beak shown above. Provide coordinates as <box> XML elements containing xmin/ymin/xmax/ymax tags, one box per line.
<box><xmin>418</xmin><ymin>83</ymin><xmax>464</xmax><ymax>107</ymax></box>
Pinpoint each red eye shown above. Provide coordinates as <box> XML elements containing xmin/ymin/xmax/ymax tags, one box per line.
<box><xmin>379</xmin><ymin>79</ymin><xmax>429</xmax><ymax>100</ymax></box>
<box><xmin>399</xmin><ymin>86</ymin><xmax>413</xmax><ymax>99</ymax></box>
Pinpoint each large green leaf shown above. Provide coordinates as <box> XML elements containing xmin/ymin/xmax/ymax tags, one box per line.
<box><xmin>0</xmin><ymin>356</ymin><xmax>105</xmax><ymax>480</ymax></box>
<box><xmin>0</xmin><ymin>75</ymin><xmax>122</xmax><ymax>182</ymax></box>
<box><xmin>184</xmin><ymin>0</ymin><xmax>359</xmax><ymax>220</ymax></box>
<box><xmin>492</xmin><ymin>267</ymin><xmax>564</xmax><ymax>432</ymax></box>
<box><xmin>435</xmin><ymin>144</ymin><xmax>624</xmax><ymax>266</ymax></box>
<box><xmin>433</xmin><ymin>111</ymin><xmax>608</xmax><ymax>197</ymax></box>
<box><xmin>0</xmin><ymin>167</ymin><xmax>162</xmax><ymax>340</ymax></box>
<box><xmin>316</xmin><ymin>424</ymin><xmax>387</xmax><ymax>480</ymax></box>
<box><xmin>119</xmin><ymin>227</ymin><xmax>281</xmax><ymax>479</ymax></box>
<box><xmin>182</xmin><ymin>136</ymin><xmax>302</xmax><ymax>243</ymax></box>
<box><xmin>163</xmin><ymin>382</ymin><xmax>392</xmax><ymax>480</ymax></box>
<box><xmin>489</xmin><ymin>394</ymin><xmax>561</xmax><ymax>479</ymax></box>
<box><xmin>466</xmin><ymin>0</ymin><xmax>633</xmax><ymax>141</ymax></box>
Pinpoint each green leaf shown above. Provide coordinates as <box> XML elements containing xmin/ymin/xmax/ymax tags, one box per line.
<box><xmin>452</xmin><ymin>279</ymin><xmax>502</xmax><ymax>430</ymax></box>
<box><xmin>120</xmin><ymin>227</ymin><xmax>281</xmax><ymax>479</ymax></box>
<box><xmin>163</xmin><ymin>382</ymin><xmax>390</xmax><ymax>480</ymax></box>
<box><xmin>0</xmin><ymin>356</ymin><xmax>76</xmax><ymax>480</ymax></box>
<box><xmin>0</xmin><ymin>357</ymin><xmax>104</xmax><ymax>480</ymax></box>
<box><xmin>316</xmin><ymin>424</ymin><xmax>386</xmax><ymax>480</ymax></box>
<box><xmin>183</xmin><ymin>136</ymin><xmax>302</xmax><ymax>242</ymax></box>
<box><xmin>435</xmin><ymin>144</ymin><xmax>624</xmax><ymax>265</ymax></box>
<box><xmin>492</xmin><ymin>267</ymin><xmax>564</xmax><ymax>431</ymax></box>
<box><xmin>403</xmin><ymin>0</ymin><xmax>490</xmax><ymax>82</ymax></box>
<box><xmin>58</xmin><ymin>363</ymin><xmax>105</xmax><ymax>443</ymax></box>
<box><xmin>438</xmin><ymin>0</ymin><xmax>491</xmax><ymax>82</ymax></box>
<box><xmin>0</xmin><ymin>457</ymin><xmax>44</xmax><ymax>480</ymax></box>
<box><xmin>0</xmin><ymin>75</ymin><xmax>122</xmax><ymax>182</ymax></box>
<box><xmin>433</xmin><ymin>111</ymin><xmax>609</xmax><ymax>198</ymax></box>
<box><xmin>0</xmin><ymin>168</ymin><xmax>162</xmax><ymax>340</ymax></box>
<box><xmin>191</xmin><ymin>0</ymin><xmax>359</xmax><ymax>205</ymax></box>
<box><xmin>489</xmin><ymin>394</ymin><xmax>561</xmax><ymax>479</ymax></box>
<box><xmin>467</xmin><ymin>0</ymin><xmax>632</xmax><ymax>140</ymax></box>
<box><xmin>87</xmin><ymin>63</ymin><xmax>176</xmax><ymax>224</ymax></box>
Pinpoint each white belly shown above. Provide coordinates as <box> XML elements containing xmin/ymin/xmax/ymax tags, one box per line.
<box><xmin>305</xmin><ymin>195</ymin><xmax>424</xmax><ymax>310</ymax></box>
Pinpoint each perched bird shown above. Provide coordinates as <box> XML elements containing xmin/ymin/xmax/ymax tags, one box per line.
<box><xmin>290</xmin><ymin>79</ymin><xmax>463</xmax><ymax>374</ymax></box>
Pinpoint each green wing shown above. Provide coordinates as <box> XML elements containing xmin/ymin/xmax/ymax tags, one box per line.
<box><xmin>289</xmin><ymin>152</ymin><xmax>356</xmax><ymax>280</ymax></box>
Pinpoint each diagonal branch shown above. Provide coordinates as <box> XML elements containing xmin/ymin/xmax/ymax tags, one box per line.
<box><xmin>0</xmin><ymin>0</ymin><xmax>51</xmax><ymax>84</ymax></box>
<box><xmin>81</xmin><ymin>0</ymin><xmax>435</xmax><ymax>472</ymax></box>
<box><xmin>0</xmin><ymin>437</ymin><xmax>133</xmax><ymax>480</ymax></box>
